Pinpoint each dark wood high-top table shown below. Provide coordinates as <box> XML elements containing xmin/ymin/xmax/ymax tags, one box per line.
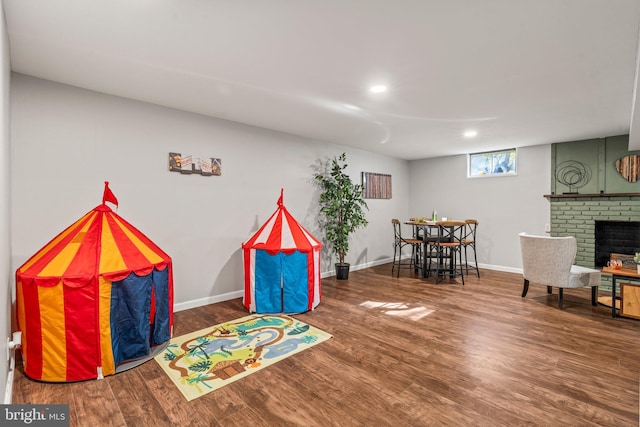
<box><xmin>405</xmin><ymin>220</ymin><xmax>463</xmax><ymax>280</ymax></box>
<box><xmin>601</xmin><ymin>266</ymin><xmax>640</xmax><ymax>318</ymax></box>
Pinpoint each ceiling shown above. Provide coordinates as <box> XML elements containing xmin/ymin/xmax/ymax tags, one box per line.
<box><xmin>3</xmin><ymin>1</ymin><xmax>640</xmax><ymax>160</ymax></box>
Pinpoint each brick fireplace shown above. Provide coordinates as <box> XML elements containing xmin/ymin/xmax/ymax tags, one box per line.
<box><xmin>548</xmin><ymin>194</ymin><xmax>640</xmax><ymax>291</ymax></box>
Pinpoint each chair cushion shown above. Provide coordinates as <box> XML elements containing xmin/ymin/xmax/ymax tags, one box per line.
<box><xmin>566</xmin><ymin>265</ymin><xmax>601</xmax><ymax>288</ymax></box>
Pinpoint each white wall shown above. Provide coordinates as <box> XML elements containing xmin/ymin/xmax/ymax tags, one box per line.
<box><xmin>408</xmin><ymin>144</ymin><xmax>551</xmax><ymax>271</ymax></box>
<box><xmin>1</xmin><ymin>3</ymin><xmax>12</xmax><ymax>404</ymax></box>
<box><xmin>10</xmin><ymin>74</ymin><xmax>410</xmax><ymax>309</ymax></box>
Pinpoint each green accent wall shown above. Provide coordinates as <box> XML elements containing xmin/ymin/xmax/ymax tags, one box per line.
<box><xmin>551</xmin><ymin>134</ymin><xmax>640</xmax><ymax>194</ymax></box>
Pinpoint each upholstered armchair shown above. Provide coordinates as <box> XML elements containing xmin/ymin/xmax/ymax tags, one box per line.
<box><xmin>518</xmin><ymin>232</ymin><xmax>601</xmax><ymax>309</ymax></box>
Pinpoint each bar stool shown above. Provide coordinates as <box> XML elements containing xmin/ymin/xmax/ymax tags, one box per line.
<box><xmin>391</xmin><ymin>219</ymin><xmax>423</xmax><ymax>277</ymax></box>
<box><xmin>426</xmin><ymin>220</ymin><xmax>466</xmax><ymax>284</ymax></box>
<box><xmin>462</xmin><ymin>219</ymin><xmax>480</xmax><ymax>277</ymax></box>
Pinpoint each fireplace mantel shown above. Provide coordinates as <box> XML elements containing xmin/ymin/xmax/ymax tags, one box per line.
<box><xmin>544</xmin><ymin>192</ymin><xmax>640</xmax><ymax>200</ymax></box>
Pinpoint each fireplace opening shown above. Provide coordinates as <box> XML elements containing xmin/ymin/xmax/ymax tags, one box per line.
<box><xmin>594</xmin><ymin>220</ymin><xmax>640</xmax><ymax>267</ymax></box>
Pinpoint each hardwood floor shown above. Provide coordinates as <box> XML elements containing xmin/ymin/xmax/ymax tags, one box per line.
<box><xmin>11</xmin><ymin>265</ymin><xmax>640</xmax><ymax>426</ymax></box>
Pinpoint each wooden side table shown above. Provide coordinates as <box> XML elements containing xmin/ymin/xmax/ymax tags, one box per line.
<box><xmin>620</xmin><ymin>283</ymin><xmax>640</xmax><ymax>319</ymax></box>
<box><xmin>601</xmin><ymin>267</ymin><xmax>640</xmax><ymax>318</ymax></box>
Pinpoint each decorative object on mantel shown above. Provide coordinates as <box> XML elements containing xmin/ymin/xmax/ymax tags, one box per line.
<box><xmin>615</xmin><ymin>155</ymin><xmax>640</xmax><ymax>183</ymax></box>
<box><xmin>634</xmin><ymin>253</ymin><xmax>640</xmax><ymax>274</ymax></box>
<box><xmin>361</xmin><ymin>172</ymin><xmax>392</xmax><ymax>199</ymax></box>
<box><xmin>169</xmin><ymin>152</ymin><xmax>222</xmax><ymax>176</ymax></box>
<box><xmin>554</xmin><ymin>160</ymin><xmax>591</xmax><ymax>194</ymax></box>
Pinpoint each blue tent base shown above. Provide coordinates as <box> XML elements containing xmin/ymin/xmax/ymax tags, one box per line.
<box><xmin>254</xmin><ymin>250</ymin><xmax>313</xmax><ymax>313</ymax></box>
<box><xmin>114</xmin><ymin>340</ymin><xmax>169</xmax><ymax>374</ymax></box>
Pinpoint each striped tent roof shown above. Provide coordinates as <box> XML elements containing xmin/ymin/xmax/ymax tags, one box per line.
<box><xmin>242</xmin><ymin>189</ymin><xmax>321</xmax><ymax>254</ymax></box>
<box><xmin>17</xmin><ymin>200</ymin><xmax>171</xmax><ymax>288</ymax></box>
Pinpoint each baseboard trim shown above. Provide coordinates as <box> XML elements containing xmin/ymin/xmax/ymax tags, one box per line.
<box><xmin>478</xmin><ymin>263</ymin><xmax>522</xmax><ymax>274</ymax></box>
<box><xmin>321</xmin><ymin>257</ymin><xmax>393</xmax><ymax>278</ymax></box>
<box><xmin>174</xmin><ymin>290</ymin><xmax>244</xmax><ymax>312</ymax></box>
<box><xmin>4</xmin><ymin>350</ymin><xmax>16</xmax><ymax>404</ymax></box>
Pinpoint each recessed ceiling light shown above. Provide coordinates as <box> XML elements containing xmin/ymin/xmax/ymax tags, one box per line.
<box><xmin>463</xmin><ymin>130</ymin><xmax>478</xmax><ymax>138</ymax></box>
<box><xmin>370</xmin><ymin>85</ymin><xmax>387</xmax><ymax>93</ymax></box>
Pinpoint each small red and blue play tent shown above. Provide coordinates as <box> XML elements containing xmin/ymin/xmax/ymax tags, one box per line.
<box><xmin>242</xmin><ymin>190</ymin><xmax>322</xmax><ymax>313</ymax></box>
<box><xmin>15</xmin><ymin>183</ymin><xmax>173</xmax><ymax>382</ymax></box>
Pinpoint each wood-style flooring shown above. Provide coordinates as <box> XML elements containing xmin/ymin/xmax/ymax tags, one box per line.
<box><xmin>11</xmin><ymin>265</ymin><xmax>640</xmax><ymax>426</ymax></box>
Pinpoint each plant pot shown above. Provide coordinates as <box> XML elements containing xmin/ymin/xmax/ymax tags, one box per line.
<box><xmin>637</xmin><ymin>264</ymin><xmax>640</xmax><ymax>274</ymax></box>
<box><xmin>335</xmin><ymin>263</ymin><xmax>350</xmax><ymax>280</ymax></box>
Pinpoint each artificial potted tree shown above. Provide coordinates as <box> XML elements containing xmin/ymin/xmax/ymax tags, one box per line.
<box><xmin>314</xmin><ymin>153</ymin><xmax>368</xmax><ymax>280</ymax></box>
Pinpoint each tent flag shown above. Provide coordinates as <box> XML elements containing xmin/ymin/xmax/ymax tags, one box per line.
<box><xmin>277</xmin><ymin>187</ymin><xmax>283</xmax><ymax>207</ymax></box>
<box><xmin>102</xmin><ymin>181</ymin><xmax>118</xmax><ymax>207</ymax></box>
<box><xmin>242</xmin><ymin>189</ymin><xmax>322</xmax><ymax>313</ymax></box>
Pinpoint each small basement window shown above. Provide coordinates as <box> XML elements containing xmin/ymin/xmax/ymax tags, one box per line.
<box><xmin>468</xmin><ymin>148</ymin><xmax>517</xmax><ymax>177</ymax></box>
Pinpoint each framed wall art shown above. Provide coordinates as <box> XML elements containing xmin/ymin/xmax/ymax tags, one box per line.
<box><xmin>169</xmin><ymin>152</ymin><xmax>222</xmax><ymax>176</ymax></box>
<box><xmin>361</xmin><ymin>172</ymin><xmax>391</xmax><ymax>199</ymax></box>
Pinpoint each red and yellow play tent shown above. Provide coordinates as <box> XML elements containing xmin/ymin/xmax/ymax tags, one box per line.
<box><xmin>242</xmin><ymin>189</ymin><xmax>322</xmax><ymax>313</ymax></box>
<box><xmin>15</xmin><ymin>183</ymin><xmax>173</xmax><ymax>382</ymax></box>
